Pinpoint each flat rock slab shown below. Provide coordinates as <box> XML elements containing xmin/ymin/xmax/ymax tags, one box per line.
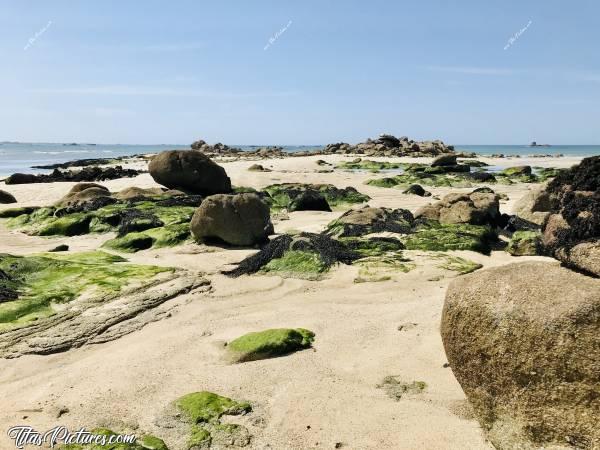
<box><xmin>0</xmin><ymin>272</ymin><xmax>210</xmax><ymax>358</ymax></box>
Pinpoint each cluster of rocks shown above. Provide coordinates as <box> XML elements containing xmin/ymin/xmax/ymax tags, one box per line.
<box><xmin>441</xmin><ymin>155</ymin><xmax>600</xmax><ymax>449</ymax></box>
<box><xmin>4</xmin><ymin>166</ymin><xmax>140</xmax><ymax>185</ymax></box>
<box><xmin>512</xmin><ymin>155</ymin><xmax>599</xmax><ymax>276</ymax></box>
<box><xmin>322</xmin><ymin>134</ymin><xmax>457</xmax><ymax>157</ymax></box>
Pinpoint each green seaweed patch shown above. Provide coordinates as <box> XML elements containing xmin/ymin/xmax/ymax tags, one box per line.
<box><xmin>366</xmin><ymin>173</ymin><xmax>472</xmax><ymax>189</ymax></box>
<box><xmin>103</xmin><ymin>224</ymin><xmax>191</xmax><ymax>253</ymax></box>
<box><xmin>377</xmin><ymin>377</ymin><xmax>427</xmax><ymax>400</ymax></box>
<box><xmin>0</xmin><ymin>206</ymin><xmax>39</xmax><ymax>218</ymax></box>
<box><xmin>341</xmin><ymin>237</ymin><xmax>404</xmax><ymax>257</ymax></box>
<box><xmin>58</xmin><ymin>428</ymin><xmax>168</xmax><ymax>450</ymax></box>
<box><xmin>0</xmin><ymin>251</ymin><xmax>172</xmax><ymax>328</ymax></box>
<box><xmin>535</xmin><ymin>167</ymin><xmax>561</xmax><ymax>182</ymax></box>
<box><xmin>507</xmin><ymin>230</ymin><xmax>542</xmax><ymax>256</ymax></box>
<box><xmin>262</xmin><ymin>183</ymin><xmax>370</xmax><ymax>211</ymax></box>
<box><xmin>335</xmin><ymin>159</ymin><xmax>403</xmax><ymax>172</ymax></box>
<box><xmin>261</xmin><ymin>250</ymin><xmax>328</xmax><ymax>279</ymax></box>
<box><xmin>176</xmin><ymin>392</ymin><xmax>251</xmax><ymax>424</ymax></box>
<box><xmin>188</xmin><ymin>425</ymin><xmax>211</xmax><ymax>448</ymax></box>
<box><xmin>354</xmin><ymin>254</ymin><xmax>415</xmax><ymax>283</ymax></box>
<box><xmin>433</xmin><ymin>254</ymin><xmax>483</xmax><ymax>274</ymax></box>
<box><xmin>227</xmin><ymin>328</ymin><xmax>315</xmax><ymax>362</ymax></box>
<box><xmin>403</xmin><ymin>221</ymin><xmax>496</xmax><ymax>254</ymax></box>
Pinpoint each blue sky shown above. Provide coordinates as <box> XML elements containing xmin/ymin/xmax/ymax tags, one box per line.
<box><xmin>1</xmin><ymin>0</ymin><xmax>599</xmax><ymax>145</ymax></box>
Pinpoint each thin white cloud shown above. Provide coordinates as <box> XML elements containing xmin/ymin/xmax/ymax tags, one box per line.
<box><xmin>27</xmin><ymin>85</ymin><xmax>297</xmax><ymax>98</ymax></box>
<box><xmin>423</xmin><ymin>65</ymin><xmax>516</xmax><ymax>76</ymax></box>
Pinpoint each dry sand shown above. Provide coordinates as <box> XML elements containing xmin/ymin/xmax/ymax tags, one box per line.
<box><xmin>0</xmin><ymin>154</ymin><xmax>581</xmax><ymax>449</ymax></box>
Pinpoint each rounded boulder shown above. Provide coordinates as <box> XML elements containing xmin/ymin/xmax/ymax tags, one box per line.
<box><xmin>190</xmin><ymin>193</ymin><xmax>273</xmax><ymax>246</ymax></box>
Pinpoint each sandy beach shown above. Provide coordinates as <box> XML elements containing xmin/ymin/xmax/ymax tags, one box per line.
<box><xmin>0</xmin><ymin>153</ymin><xmax>583</xmax><ymax>450</ymax></box>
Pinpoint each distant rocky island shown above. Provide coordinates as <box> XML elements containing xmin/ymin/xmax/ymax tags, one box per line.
<box><xmin>529</xmin><ymin>141</ymin><xmax>551</xmax><ymax>147</ymax></box>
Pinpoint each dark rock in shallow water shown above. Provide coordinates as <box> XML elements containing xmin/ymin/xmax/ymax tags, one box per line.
<box><xmin>0</xmin><ymin>190</ymin><xmax>17</xmax><ymax>204</ymax></box>
<box><xmin>431</xmin><ymin>154</ymin><xmax>457</xmax><ymax>167</ymax></box>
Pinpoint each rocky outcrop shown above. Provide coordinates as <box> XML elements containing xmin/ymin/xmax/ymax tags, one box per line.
<box><xmin>4</xmin><ymin>166</ymin><xmax>140</xmax><ymax>184</ymax></box>
<box><xmin>415</xmin><ymin>192</ymin><xmax>500</xmax><ymax>226</ymax></box>
<box><xmin>0</xmin><ymin>190</ymin><xmax>17</xmax><ymax>204</ymax></box>
<box><xmin>148</xmin><ymin>150</ymin><xmax>232</xmax><ymax>195</ymax></box>
<box><xmin>541</xmin><ymin>156</ymin><xmax>599</xmax><ymax>276</ymax></box>
<box><xmin>441</xmin><ymin>261</ymin><xmax>600</xmax><ymax>449</ymax></box>
<box><xmin>322</xmin><ymin>134</ymin><xmax>455</xmax><ymax>157</ymax></box>
<box><xmin>190</xmin><ymin>193</ymin><xmax>273</xmax><ymax>246</ymax></box>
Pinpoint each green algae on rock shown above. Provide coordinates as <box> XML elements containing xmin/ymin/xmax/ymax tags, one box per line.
<box><xmin>507</xmin><ymin>230</ymin><xmax>543</xmax><ymax>256</ymax></box>
<box><xmin>103</xmin><ymin>224</ymin><xmax>191</xmax><ymax>253</ymax></box>
<box><xmin>366</xmin><ymin>172</ymin><xmax>473</xmax><ymax>189</ymax></box>
<box><xmin>0</xmin><ymin>251</ymin><xmax>172</xmax><ymax>328</ymax></box>
<box><xmin>262</xmin><ymin>183</ymin><xmax>369</xmax><ymax>211</ymax></box>
<box><xmin>403</xmin><ymin>221</ymin><xmax>496</xmax><ymax>253</ymax></box>
<box><xmin>261</xmin><ymin>250</ymin><xmax>328</xmax><ymax>279</ymax></box>
<box><xmin>335</xmin><ymin>159</ymin><xmax>403</xmax><ymax>172</ymax></box>
<box><xmin>58</xmin><ymin>428</ymin><xmax>169</xmax><ymax>450</ymax></box>
<box><xmin>176</xmin><ymin>392</ymin><xmax>252</xmax><ymax>424</ymax></box>
<box><xmin>227</xmin><ymin>328</ymin><xmax>315</xmax><ymax>362</ymax></box>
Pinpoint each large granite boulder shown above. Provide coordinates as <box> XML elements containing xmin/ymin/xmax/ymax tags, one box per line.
<box><xmin>415</xmin><ymin>191</ymin><xmax>500</xmax><ymax>225</ymax></box>
<box><xmin>149</xmin><ymin>150</ymin><xmax>231</xmax><ymax>195</ymax></box>
<box><xmin>442</xmin><ymin>261</ymin><xmax>600</xmax><ymax>449</ymax></box>
<box><xmin>513</xmin><ymin>186</ymin><xmax>552</xmax><ymax>226</ymax></box>
<box><xmin>4</xmin><ymin>173</ymin><xmax>38</xmax><ymax>185</ymax></box>
<box><xmin>0</xmin><ymin>190</ymin><xmax>17</xmax><ymax>204</ymax></box>
<box><xmin>431</xmin><ymin>154</ymin><xmax>457</xmax><ymax>167</ymax></box>
<box><xmin>190</xmin><ymin>193</ymin><xmax>273</xmax><ymax>246</ymax></box>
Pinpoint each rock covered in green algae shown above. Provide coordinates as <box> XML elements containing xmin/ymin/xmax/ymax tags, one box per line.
<box><xmin>402</xmin><ymin>220</ymin><xmax>497</xmax><ymax>253</ymax></box>
<box><xmin>262</xmin><ymin>183</ymin><xmax>369</xmax><ymax>211</ymax></box>
<box><xmin>325</xmin><ymin>206</ymin><xmax>414</xmax><ymax>238</ymax></box>
<box><xmin>176</xmin><ymin>392</ymin><xmax>252</xmax><ymax>424</ymax></box>
<box><xmin>507</xmin><ymin>230</ymin><xmax>543</xmax><ymax>256</ymax></box>
<box><xmin>0</xmin><ymin>251</ymin><xmax>172</xmax><ymax>328</ymax></box>
<box><xmin>2</xmin><ymin>195</ymin><xmax>197</xmax><ymax>252</ymax></box>
<box><xmin>334</xmin><ymin>159</ymin><xmax>403</xmax><ymax>171</ymax></box>
<box><xmin>172</xmin><ymin>392</ymin><xmax>252</xmax><ymax>449</ymax></box>
<box><xmin>227</xmin><ymin>328</ymin><xmax>315</xmax><ymax>362</ymax></box>
<box><xmin>58</xmin><ymin>428</ymin><xmax>169</xmax><ymax>449</ymax></box>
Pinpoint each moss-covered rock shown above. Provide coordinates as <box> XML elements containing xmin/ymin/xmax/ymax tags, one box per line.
<box><xmin>176</xmin><ymin>392</ymin><xmax>251</xmax><ymax>424</ymax></box>
<box><xmin>335</xmin><ymin>159</ymin><xmax>403</xmax><ymax>171</ymax></box>
<box><xmin>366</xmin><ymin>172</ymin><xmax>473</xmax><ymax>189</ymax></box>
<box><xmin>325</xmin><ymin>207</ymin><xmax>414</xmax><ymax>238</ymax></box>
<box><xmin>227</xmin><ymin>328</ymin><xmax>315</xmax><ymax>362</ymax></box>
<box><xmin>103</xmin><ymin>224</ymin><xmax>191</xmax><ymax>253</ymax></box>
<box><xmin>0</xmin><ymin>251</ymin><xmax>171</xmax><ymax>328</ymax></box>
<box><xmin>340</xmin><ymin>237</ymin><xmax>404</xmax><ymax>257</ymax></box>
<box><xmin>262</xmin><ymin>183</ymin><xmax>369</xmax><ymax>211</ymax></box>
<box><xmin>58</xmin><ymin>428</ymin><xmax>168</xmax><ymax>449</ymax></box>
<box><xmin>507</xmin><ymin>230</ymin><xmax>542</xmax><ymax>256</ymax></box>
<box><xmin>0</xmin><ymin>206</ymin><xmax>39</xmax><ymax>218</ymax></box>
<box><xmin>403</xmin><ymin>221</ymin><xmax>496</xmax><ymax>253</ymax></box>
